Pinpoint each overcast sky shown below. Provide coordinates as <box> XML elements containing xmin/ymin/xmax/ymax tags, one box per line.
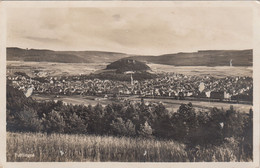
<box><xmin>6</xmin><ymin>7</ymin><xmax>252</xmax><ymax>55</ymax></box>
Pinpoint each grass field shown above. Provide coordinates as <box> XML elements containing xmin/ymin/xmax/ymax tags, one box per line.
<box><xmin>32</xmin><ymin>94</ymin><xmax>252</xmax><ymax>113</ymax></box>
<box><xmin>7</xmin><ymin>61</ymin><xmax>108</xmax><ymax>77</ymax></box>
<box><xmin>135</xmin><ymin>97</ymin><xmax>252</xmax><ymax>113</ymax></box>
<box><xmin>7</xmin><ymin>132</ymin><xmax>249</xmax><ymax>162</ymax></box>
<box><xmin>7</xmin><ymin>61</ymin><xmax>252</xmax><ymax>78</ymax></box>
<box><xmin>148</xmin><ymin>64</ymin><xmax>252</xmax><ymax>78</ymax></box>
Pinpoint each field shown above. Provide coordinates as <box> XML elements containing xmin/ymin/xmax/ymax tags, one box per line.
<box><xmin>148</xmin><ymin>64</ymin><xmax>252</xmax><ymax>78</ymax></box>
<box><xmin>32</xmin><ymin>94</ymin><xmax>253</xmax><ymax>113</ymax></box>
<box><xmin>7</xmin><ymin>61</ymin><xmax>108</xmax><ymax>77</ymax></box>
<box><xmin>7</xmin><ymin>132</ymin><xmax>247</xmax><ymax>162</ymax></box>
<box><xmin>32</xmin><ymin>95</ymin><xmax>116</xmax><ymax>107</ymax></box>
<box><xmin>7</xmin><ymin>61</ymin><xmax>252</xmax><ymax>78</ymax></box>
<box><xmin>138</xmin><ymin>97</ymin><xmax>252</xmax><ymax>113</ymax></box>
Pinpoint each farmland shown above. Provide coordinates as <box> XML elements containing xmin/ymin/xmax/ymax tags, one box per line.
<box><xmin>147</xmin><ymin>64</ymin><xmax>252</xmax><ymax>78</ymax></box>
<box><xmin>7</xmin><ymin>61</ymin><xmax>108</xmax><ymax>77</ymax></box>
<box><xmin>7</xmin><ymin>61</ymin><xmax>252</xmax><ymax>78</ymax></box>
<box><xmin>32</xmin><ymin>94</ymin><xmax>252</xmax><ymax>113</ymax></box>
<box><xmin>7</xmin><ymin>132</ymin><xmax>248</xmax><ymax>162</ymax></box>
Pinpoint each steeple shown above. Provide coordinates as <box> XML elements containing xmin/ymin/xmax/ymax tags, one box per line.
<box><xmin>131</xmin><ymin>74</ymin><xmax>134</xmax><ymax>85</ymax></box>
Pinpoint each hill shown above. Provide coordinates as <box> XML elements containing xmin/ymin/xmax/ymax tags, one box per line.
<box><xmin>7</xmin><ymin>47</ymin><xmax>252</xmax><ymax>66</ymax></box>
<box><xmin>86</xmin><ymin>59</ymin><xmax>156</xmax><ymax>81</ymax></box>
<box><xmin>7</xmin><ymin>47</ymin><xmax>129</xmax><ymax>63</ymax></box>
<box><xmin>128</xmin><ymin>49</ymin><xmax>253</xmax><ymax>66</ymax></box>
<box><xmin>106</xmin><ymin>58</ymin><xmax>151</xmax><ymax>73</ymax></box>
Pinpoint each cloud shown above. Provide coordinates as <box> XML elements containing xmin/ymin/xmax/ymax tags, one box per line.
<box><xmin>6</xmin><ymin>7</ymin><xmax>252</xmax><ymax>55</ymax></box>
<box><xmin>24</xmin><ymin>36</ymin><xmax>61</xmax><ymax>43</ymax></box>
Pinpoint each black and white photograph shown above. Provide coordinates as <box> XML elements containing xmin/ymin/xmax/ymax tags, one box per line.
<box><xmin>1</xmin><ymin>1</ymin><xmax>260</xmax><ymax>166</ymax></box>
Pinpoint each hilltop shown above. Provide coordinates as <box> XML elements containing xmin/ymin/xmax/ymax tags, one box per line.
<box><xmin>106</xmin><ymin>58</ymin><xmax>151</xmax><ymax>73</ymax></box>
<box><xmin>86</xmin><ymin>58</ymin><xmax>156</xmax><ymax>81</ymax></box>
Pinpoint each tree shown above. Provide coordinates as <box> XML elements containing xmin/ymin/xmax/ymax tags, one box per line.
<box><xmin>138</xmin><ymin>121</ymin><xmax>153</xmax><ymax>138</ymax></box>
<box><xmin>175</xmin><ymin>103</ymin><xmax>198</xmax><ymax>142</ymax></box>
<box><xmin>14</xmin><ymin>106</ymin><xmax>42</xmax><ymax>132</ymax></box>
<box><xmin>87</xmin><ymin>103</ymin><xmax>105</xmax><ymax>134</ymax></box>
<box><xmin>65</xmin><ymin>113</ymin><xmax>88</xmax><ymax>134</ymax></box>
<box><xmin>241</xmin><ymin>108</ymin><xmax>253</xmax><ymax>160</ymax></box>
<box><xmin>192</xmin><ymin>110</ymin><xmax>223</xmax><ymax>146</ymax></box>
<box><xmin>223</xmin><ymin>105</ymin><xmax>244</xmax><ymax>138</ymax></box>
<box><xmin>124</xmin><ymin>104</ymin><xmax>139</xmax><ymax>125</ymax></box>
<box><xmin>42</xmin><ymin>110</ymin><xmax>65</xmax><ymax>134</ymax></box>
<box><xmin>6</xmin><ymin>109</ymin><xmax>16</xmax><ymax>131</ymax></box>
<box><xmin>151</xmin><ymin>104</ymin><xmax>173</xmax><ymax>139</ymax></box>
<box><xmin>125</xmin><ymin>119</ymin><xmax>136</xmax><ymax>136</ymax></box>
<box><xmin>110</xmin><ymin>118</ymin><xmax>136</xmax><ymax>136</ymax></box>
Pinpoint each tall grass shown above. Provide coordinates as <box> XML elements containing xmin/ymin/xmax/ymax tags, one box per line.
<box><xmin>7</xmin><ymin>132</ymin><xmax>188</xmax><ymax>162</ymax></box>
<box><xmin>6</xmin><ymin>132</ymin><xmax>250</xmax><ymax>162</ymax></box>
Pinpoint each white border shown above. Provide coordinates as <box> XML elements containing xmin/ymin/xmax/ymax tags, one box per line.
<box><xmin>0</xmin><ymin>1</ymin><xmax>259</xmax><ymax>168</ymax></box>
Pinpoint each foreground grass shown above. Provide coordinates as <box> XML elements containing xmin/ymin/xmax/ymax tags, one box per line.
<box><xmin>6</xmin><ymin>132</ymin><xmax>250</xmax><ymax>162</ymax></box>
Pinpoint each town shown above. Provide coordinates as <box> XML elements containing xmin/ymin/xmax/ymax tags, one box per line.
<box><xmin>7</xmin><ymin>70</ymin><xmax>253</xmax><ymax>103</ymax></box>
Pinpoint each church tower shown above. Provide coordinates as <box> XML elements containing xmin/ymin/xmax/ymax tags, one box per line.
<box><xmin>131</xmin><ymin>74</ymin><xmax>134</xmax><ymax>86</ymax></box>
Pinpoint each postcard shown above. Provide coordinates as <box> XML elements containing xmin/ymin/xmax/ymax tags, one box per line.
<box><xmin>0</xmin><ymin>1</ymin><xmax>259</xmax><ymax>168</ymax></box>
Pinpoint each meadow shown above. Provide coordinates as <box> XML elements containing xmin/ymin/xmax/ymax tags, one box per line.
<box><xmin>32</xmin><ymin>94</ymin><xmax>252</xmax><ymax>113</ymax></box>
<box><xmin>7</xmin><ymin>132</ymin><xmax>247</xmax><ymax>162</ymax></box>
<box><xmin>7</xmin><ymin>61</ymin><xmax>108</xmax><ymax>77</ymax></box>
<box><xmin>148</xmin><ymin>64</ymin><xmax>252</xmax><ymax>78</ymax></box>
<box><xmin>7</xmin><ymin>61</ymin><xmax>252</xmax><ymax>78</ymax></box>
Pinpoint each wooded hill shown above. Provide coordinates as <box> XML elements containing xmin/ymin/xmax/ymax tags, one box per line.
<box><xmin>106</xmin><ymin>58</ymin><xmax>151</xmax><ymax>73</ymax></box>
<box><xmin>7</xmin><ymin>47</ymin><xmax>252</xmax><ymax>66</ymax></box>
<box><xmin>7</xmin><ymin>47</ymin><xmax>129</xmax><ymax>63</ymax></box>
<box><xmin>127</xmin><ymin>49</ymin><xmax>253</xmax><ymax>66</ymax></box>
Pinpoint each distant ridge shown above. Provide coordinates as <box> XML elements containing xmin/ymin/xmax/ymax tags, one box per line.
<box><xmin>128</xmin><ymin>49</ymin><xmax>253</xmax><ymax>66</ymax></box>
<box><xmin>7</xmin><ymin>47</ymin><xmax>129</xmax><ymax>63</ymax></box>
<box><xmin>7</xmin><ymin>47</ymin><xmax>252</xmax><ymax>66</ymax></box>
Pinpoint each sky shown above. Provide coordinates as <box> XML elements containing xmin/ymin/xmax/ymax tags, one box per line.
<box><xmin>6</xmin><ymin>7</ymin><xmax>253</xmax><ymax>55</ymax></box>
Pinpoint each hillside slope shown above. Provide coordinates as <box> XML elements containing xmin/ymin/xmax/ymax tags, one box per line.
<box><xmin>128</xmin><ymin>49</ymin><xmax>253</xmax><ymax>66</ymax></box>
<box><xmin>7</xmin><ymin>47</ymin><xmax>252</xmax><ymax>66</ymax></box>
<box><xmin>7</xmin><ymin>47</ymin><xmax>129</xmax><ymax>63</ymax></box>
